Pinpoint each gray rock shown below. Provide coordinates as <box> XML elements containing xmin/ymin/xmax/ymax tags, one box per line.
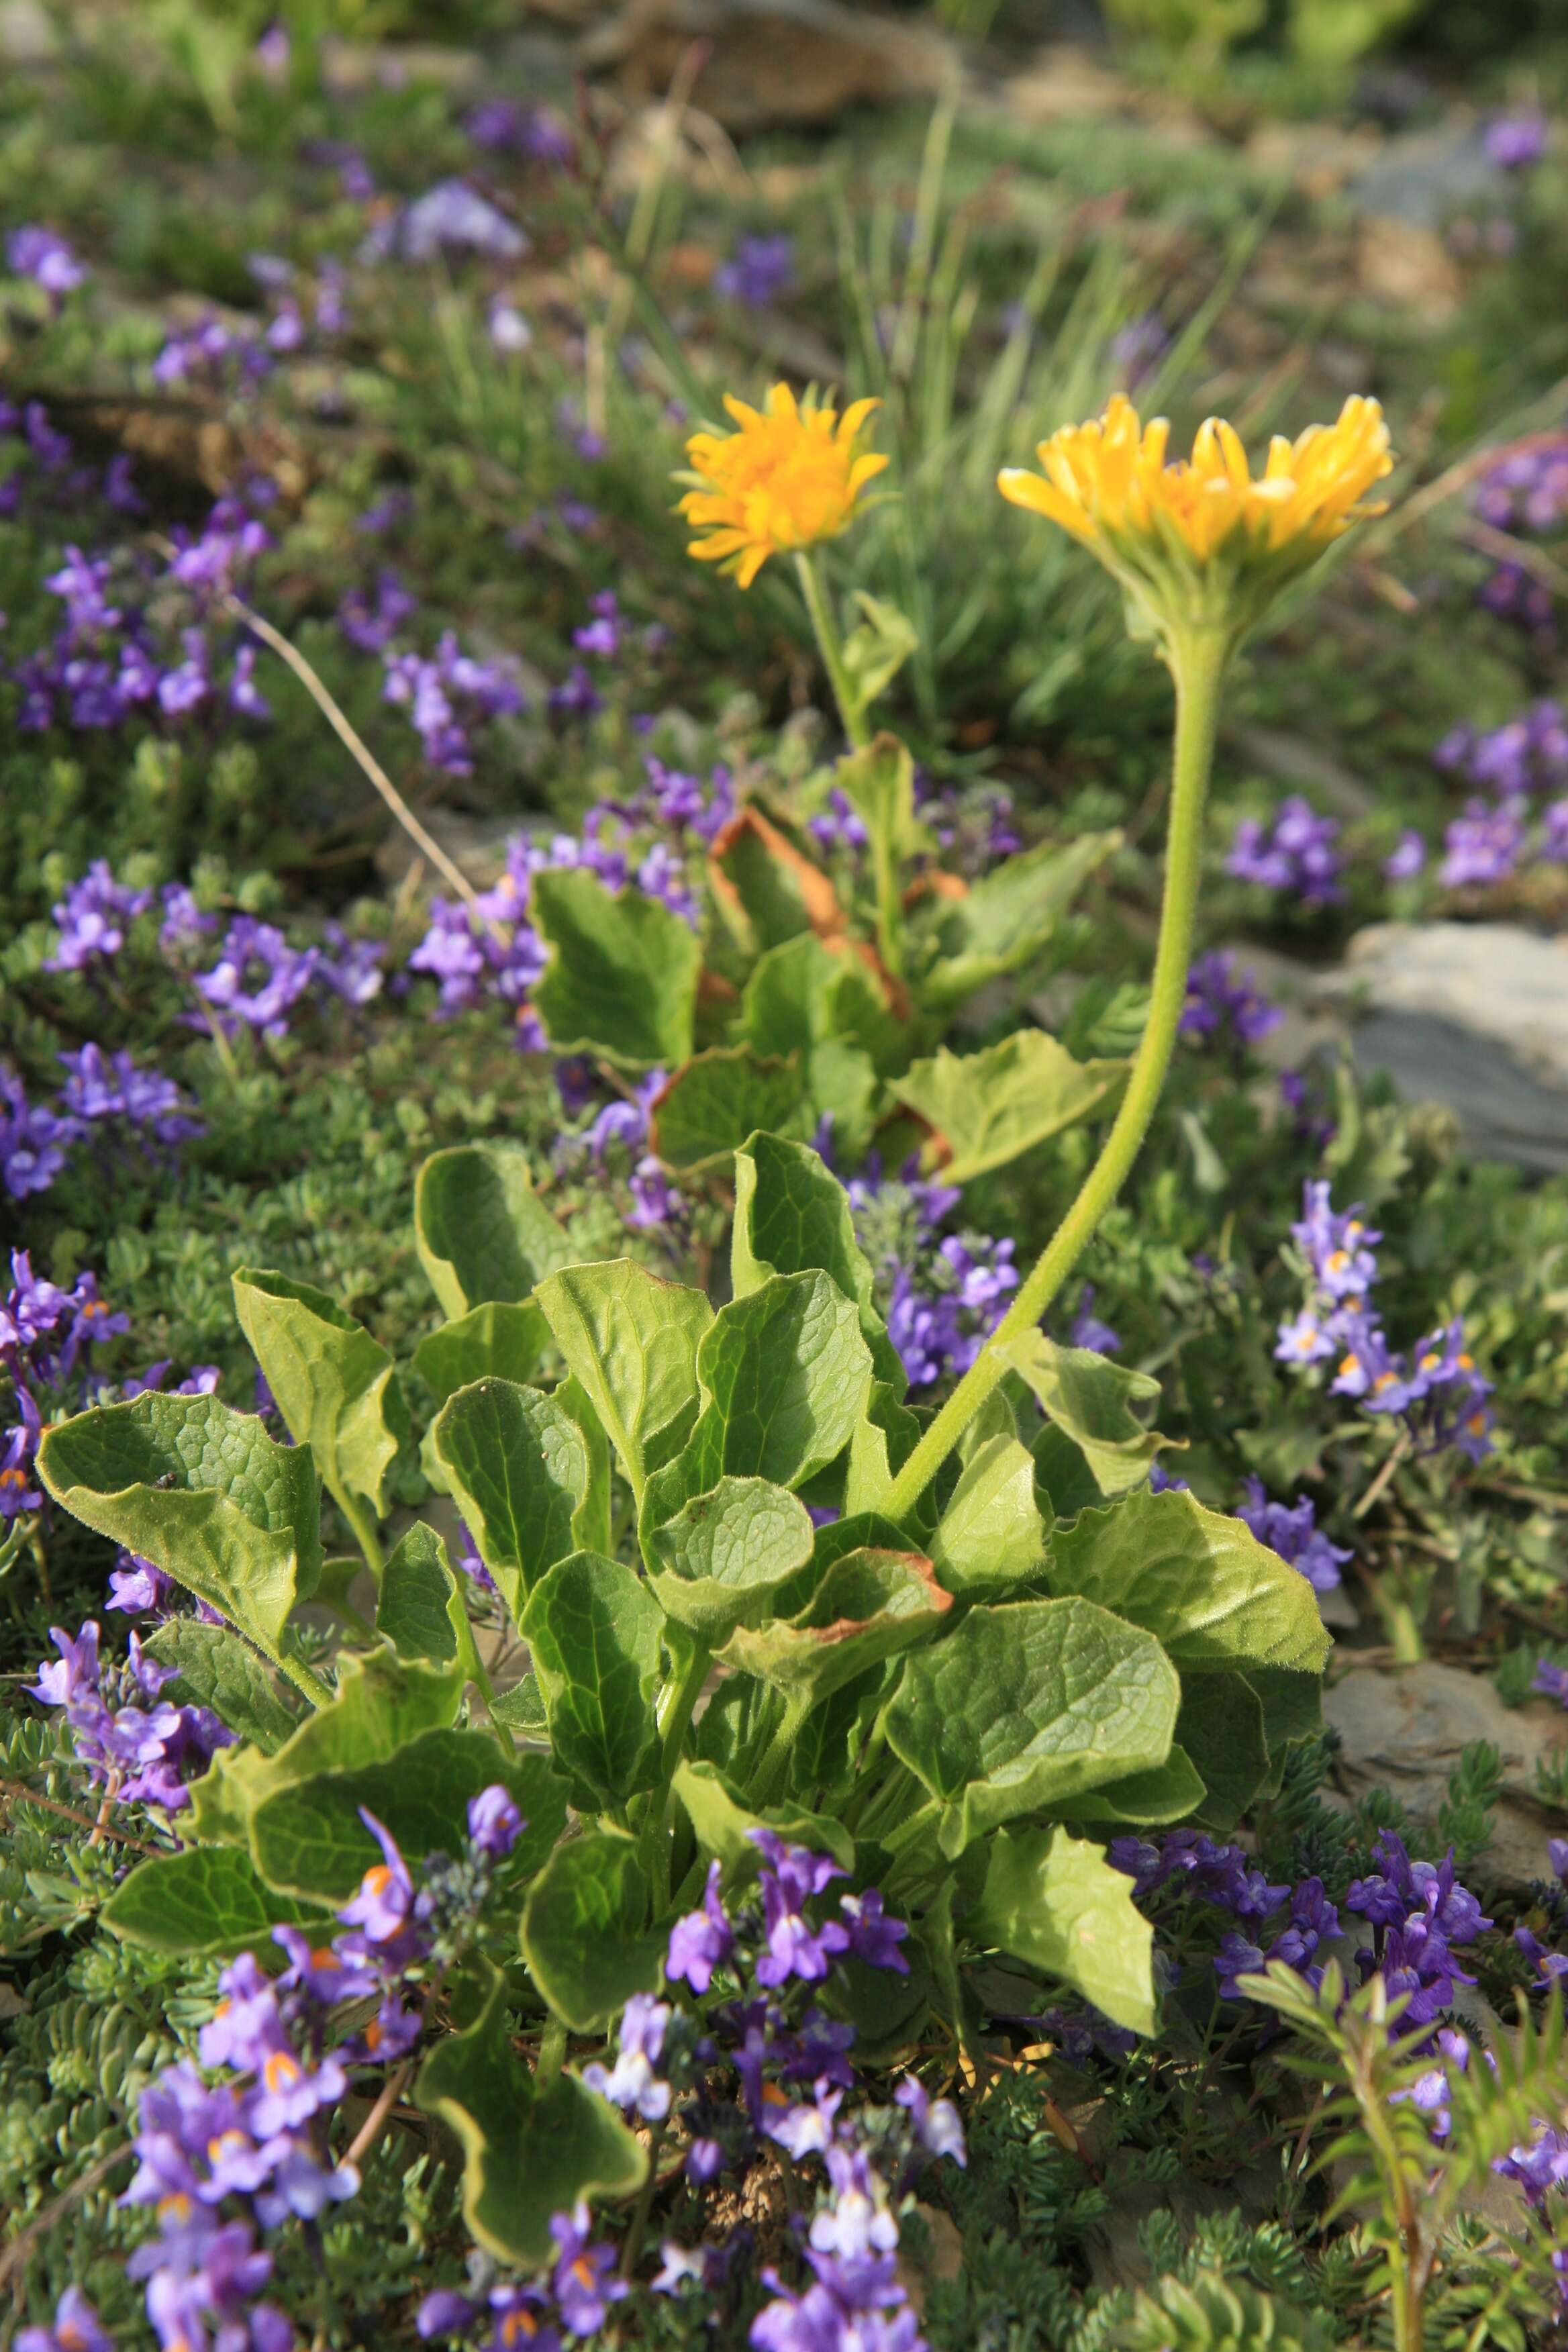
<box><xmin>1324</xmin><ymin>1661</ymin><xmax>1568</xmax><ymax>1895</ymax></box>
<box><xmin>579</xmin><ymin>0</ymin><xmax>959</xmax><ymax>131</ymax></box>
<box><xmin>1350</xmin><ymin>127</ymin><xmax>1506</xmax><ymax>229</ymax></box>
<box><xmin>1309</xmin><ymin>922</ymin><xmax>1568</xmax><ymax>1175</ymax></box>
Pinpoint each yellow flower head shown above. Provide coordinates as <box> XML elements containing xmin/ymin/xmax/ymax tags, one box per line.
<box><xmin>999</xmin><ymin>393</ymin><xmax>1393</xmax><ymax>647</ymax></box>
<box><xmin>677</xmin><ymin>383</ymin><xmax>889</xmax><ymax>589</ymax></box>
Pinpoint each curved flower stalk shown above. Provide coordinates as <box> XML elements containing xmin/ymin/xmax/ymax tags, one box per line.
<box><xmin>879</xmin><ymin>394</ymin><xmax>1395</xmax><ymax>1524</ymax></box>
<box><xmin>677</xmin><ymin>383</ymin><xmax>895</xmax><ymax>749</ymax></box>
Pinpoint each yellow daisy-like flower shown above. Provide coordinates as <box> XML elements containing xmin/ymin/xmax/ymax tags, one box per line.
<box><xmin>999</xmin><ymin>393</ymin><xmax>1393</xmax><ymax>646</ymax></box>
<box><xmin>677</xmin><ymin>384</ymin><xmax>889</xmax><ymax>589</ymax></box>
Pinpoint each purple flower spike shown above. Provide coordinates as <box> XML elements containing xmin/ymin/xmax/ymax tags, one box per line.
<box><xmin>750</xmin><ymin>1830</ymin><xmax>851</xmax><ymax>1989</ymax></box>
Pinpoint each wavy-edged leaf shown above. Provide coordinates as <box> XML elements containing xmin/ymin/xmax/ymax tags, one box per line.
<box><xmin>250</xmin><ymin>1730</ymin><xmax>564</xmax><ymax>1903</ymax></box>
<box><xmin>103</xmin><ymin>1845</ymin><xmax>330</xmax><ymax>1956</ymax></box>
<box><xmin>1043</xmin><ymin>1487</ymin><xmax>1332</xmax><ymax>1675</ymax></box>
<box><xmin>431</xmin><ymin>1379</ymin><xmax>588</xmax><ymax>1618</ymax></box>
<box><xmin>520</xmin><ymin>1830</ymin><xmax>667</xmax><ymax>2030</ymax></box>
<box><xmin>719</xmin><ymin>1546</ymin><xmax>951</xmax><ymax>1709</ymax></box>
<box><xmin>709</xmin><ymin>804</ymin><xmax>845</xmax><ymax>957</ymax></box>
<box><xmin>649</xmin><ymin>1048</ymin><xmax>803</xmax><ymax>1174</ymax></box>
<box><xmin>929</xmin><ymin>1432</ymin><xmax>1043</xmax><ymax>1596</ymax></box>
<box><xmin>644</xmin><ymin>1272</ymin><xmax>874</xmax><ymax>1534</ymax></box>
<box><xmin>883</xmin><ymin>1596</ymin><xmax>1180</xmax><ymax>1857</ymax></box>
<box><xmin>917</xmin><ymin>830</ymin><xmax>1120</xmax><ymax>1012</ymax></box>
<box><xmin>534</xmin><ymin>1260</ymin><xmax>711</xmax><ymax>1511</ymax></box>
<box><xmin>967</xmin><ymin>1824</ymin><xmax>1157</xmax><ymax>2035</ymax></box>
<box><xmin>412</xmin><ymin>1301</ymin><xmax>549</xmax><ymax>1408</ymax></box>
<box><xmin>1007</xmin><ymin>1332</ymin><xmax>1171</xmax><ymax>1500</ymax></box>
<box><xmin>415</xmin><ymin>1960</ymin><xmax>644</xmax><ymax>2264</ymax></box>
<box><xmin>673</xmin><ymin>1757</ymin><xmax>854</xmax><ymax>1875</ymax></box>
<box><xmin>892</xmin><ymin>1033</ymin><xmax>1126</xmax><ymax>1185</ymax></box>
<box><xmin>38</xmin><ymin>1393</ymin><xmax>321</xmax><ymax>1657</ymax></box>
<box><xmin>645</xmin><ymin>1475</ymin><xmax>816</xmax><ymax>1642</ymax></box>
<box><xmin>232</xmin><ymin>1267</ymin><xmax>406</xmax><ymax>1522</ymax></box>
<box><xmin>1057</xmin><ymin>1744</ymin><xmax>1207</xmax><ymax>1827</ymax></box>
<box><xmin>732</xmin><ymin>1132</ymin><xmax>901</xmax><ymax>1390</ymax></box>
<box><xmin>532</xmin><ymin>866</ymin><xmax>700</xmax><ymax>1067</ymax></box>
<box><xmin>376</xmin><ymin>1520</ymin><xmax>479</xmax><ymax>1675</ymax></box>
<box><xmin>1177</xmin><ymin>1670</ymin><xmax>1271</xmax><ymax>1831</ymax></box>
<box><xmin>520</xmin><ymin>1551</ymin><xmax>664</xmax><ymax>1810</ymax></box>
<box><xmin>144</xmin><ymin>1620</ymin><xmax>298</xmax><ymax>1753</ymax></box>
<box><xmin>415</xmin><ymin>1142</ymin><xmax>575</xmax><ymax>1321</ymax></box>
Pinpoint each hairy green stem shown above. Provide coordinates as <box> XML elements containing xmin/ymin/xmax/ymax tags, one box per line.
<box><xmin>795</xmin><ymin>551</ymin><xmax>870</xmax><ymax>752</ymax></box>
<box><xmin>274</xmin><ymin>1646</ymin><xmax>333</xmax><ymax>1710</ymax></box>
<box><xmin>881</xmin><ymin>624</ymin><xmax>1232</xmax><ymax>1526</ymax></box>
<box><xmin>536</xmin><ymin>2014</ymin><xmax>568</xmax><ymax>2093</ymax></box>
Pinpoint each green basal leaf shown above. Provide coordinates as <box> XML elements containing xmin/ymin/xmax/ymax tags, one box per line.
<box><xmin>643</xmin><ymin>1271</ymin><xmax>874</xmax><ymax>1532</ymax></box>
<box><xmin>1246</xmin><ymin>1664</ymin><xmax>1325</xmax><ymax>1751</ymax></box>
<box><xmin>38</xmin><ymin>1392</ymin><xmax>322</xmax><ymax>1658</ymax></box>
<box><xmin>645</xmin><ymin>1475</ymin><xmax>816</xmax><ymax>1641</ymax></box>
<box><xmin>415</xmin><ymin>1959</ymin><xmax>645</xmax><ymax>2264</ymax></box>
<box><xmin>555</xmin><ymin>1374</ymin><xmax>614</xmax><ymax>1556</ymax></box>
<box><xmin>103</xmin><ymin>1845</ymin><xmax>331</xmax><ymax>1957</ymax></box>
<box><xmin>1043</xmin><ymin>1487</ymin><xmax>1332</xmax><ymax>1675</ymax></box>
<box><xmin>967</xmin><ymin>1824</ymin><xmax>1157</xmax><ymax>2036</ymax></box>
<box><xmin>883</xmin><ymin>1596</ymin><xmax>1181</xmax><ymax>1858</ymax></box>
<box><xmin>844</xmin><ymin>1382</ymin><xmax>925</xmax><ymax>1520</ymax></box>
<box><xmin>250</xmin><ymin>1732</ymin><xmax>564</xmax><ymax>1904</ymax></box>
<box><xmin>411</xmin><ymin>1301</ymin><xmax>549</xmax><ymax>1408</ymax></box>
<box><xmin>709</xmin><ymin>805</ymin><xmax>844</xmax><ymax>957</ymax></box>
<box><xmin>834</xmin><ymin>730</ymin><xmax>930</xmax><ymax>867</ymax></box>
<box><xmin>673</xmin><ymin>1758</ymin><xmax>855</xmax><ymax>1875</ymax></box>
<box><xmin>839</xmin><ymin>600</ymin><xmax>920</xmax><ymax>713</ymax></box>
<box><xmin>144</xmin><ymin>1620</ymin><xmax>298</xmax><ymax>1753</ymax></box>
<box><xmin>532</xmin><ymin>866</ymin><xmax>701</xmax><ymax>1067</ymax></box>
<box><xmin>1006</xmin><ymin>1332</ymin><xmax>1171</xmax><ymax>1499</ymax></box>
<box><xmin>534</xmin><ymin>1260</ymin><xmax>712</xmax><ymax>1510</ymax></box>
<box><xmin>891</xmin><ymin>1034</ymin><xmax>1126</xmax><ymax>1186</ymax></box>
<box><xmin>492</xmin><ymin>1673</ymin><xmax>546</xmax><ymax>1736</ymax></box>
<box><xmin>718</xmin><ymin>1547</ymin><xmax>951</xmax><ymax>1708</ymax></box>
<box><xmin>431</xmin><ymin>1378</ymin><xmax>589</xmax><ymax>1619</ymax></box>
<box><xmin>740</xmin><ymin>935</ymin><xmax>903</xmax><ymax>1076</ymax></box>
<box><xmin>928</xmin><ymin>1432</ymin><xmax>1043</xmax><ymax>1597</ymax></box>
<box><xmin>1177</xmin><ymin>1670</ymin><xmax>1271</xmax><ymax>1831</ymax></box>
<box><xmin>232</xmin><ymin>1267</ymin><xmax>407</xmax><ymax>1525</ymax></box>
<box><xmin>415</xmin><ymin>1141</ymin><xmax>575</xmax><ymax>1322</ymax></box>
<box><xmin>1057</xmin><ymin>1744</ymin><xmax>1208</xmax><ymax>1827</ymax></box>
<box><xmin>520</xmin><ymin>1830</ymin><xmax>667</xmax><ymax>2031</ymax></box>
<box><xmin>649</xmin><ymin>1048</ymin><xmax>803</xmax><ymax>1174</ymax></box>
<box><xmin>376</xmin><ymin>1520</ymin><xmax>480</xmax><ymax>1677</ymax></box>
<box><xmin>521</xmin><ymin>1551</ymin><xmax>664</xmax><ymax>1810</ymax></box>
<box><xmin>916</xmin><ymin>830</ymin><xmax>1120</xmax><ymax>1012</ymax></box>
<box><xmin>732</xmin><ymin>1132</ymin><xmax>902</xmax><ymax>1391</ymax></box>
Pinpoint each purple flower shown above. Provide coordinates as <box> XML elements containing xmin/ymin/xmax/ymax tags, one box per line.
<box><xmin>336</xmin><ymin>1809</ymin><xmax>420</xmax><ymax>1953</ymax></box>
<box><xmin>44</xmin><ymin>860</ymin><xmax>152</xmax><ymax>971</ymax></box>
<box><xmin>1496</xmin><ymin>2124</ymin><xmax>1568</xmax><ymax>2206</ymax></box>
<box><xmin>1180</xmin><ymin>950</ymin><xmax>1282</xmax><ymax>1050</ymax></box>
<box><xmin>838</xmin><ymin>1888</ymin><xmax>910</xmax><ymax>1975</ymax></box>
<box><xmin>0</xmin><ymin>1391</ymin><xmax>44</xmax><ymax>1520</ymax></box>
<box><xmin>1485</xmin><ymin>113</ymin><xmax>1549</xmax><ymax>171</ymax></box>
<box><xmin>271</xmin><ymin>1924</ymin><xmax>378</xmax><ymax>2005</ymax></box>
<box><xmin>750</xmin><ymin>1830</ymin><xmax>851</xmax><ymax>1989</ymax></box>
<box><xmin>1226</xmin><ymin>796</ymin><xmax>1343</xmax><ymax>905</ymax></box>
<box><xmin>583</xmin><ymin>1992</ymin><xmax>673</xmax><ymax>2122</ymax></box>
<box><xmin>667</xmin><ymin>1859</ymin><xmax>735</xmax><ymax>1992</ymax></box>
<box><xmin>1347</xmin><ymin>1831</ymin><xmax>1491</xmax><ymax>1945</ymax></box>
<box><xmin>193</xmin><ymin>917</ymin><xmax>319</xmax><ymax>1039</ymax></box>
<box><xmin>893</xmin><ymin>2075</ymin><xmax>967</xmax><ymax>2166</ymax></box>
<box><xmin>1291</xmin><ymin>1181</ymin><xmax>1381</xmax><ymax>1303</ymax></box>
<box><xmin>7</xmin><ymin>225</ymin><xmax>87</xmax><ymax>301</ymax></box>
<box><xmin>1</xmin><ymin>1073</ymin><xmax>77</xmax><ymax>1199</ymax></box>
<box><xmin>315</xmin><ymin>925</ymin><xmax>386</xmax><ymax>1008</ymax></box>
<box><xmin>715</xmin><ymin>233</ymin><xmax>795</xmax><ymax>308</ymax></box>
<box><xmin>15</xmin><ymin>2286</ymin><xmax>113</xmax><ymax>2352</ymax></box>
<box><xmin>550</xmin><ymin>2202</ymin><xmax>628</xmax><ymax>2337</ymax></box>
<box><xmin>467</xmin><ymin>1783</ymin><xmax>524</xmax><ymax>1860</ymax></box>
<box><xmin>392</xmin><ymin>180</ymin><xmax>528</xmax><ymax>264</ymax></box>
<box><xmin>1533</xmin><ymin>1659</ymin><xmax>1568</xmax><ymax>1708</ymax></box>
<box><xmin>418</xmin><ymin>2289</ymin><xmax>479</xmax><ymax>2340</ymax></box>
<box><xmin>1385</xmin><ymin>828</ymin><xmax>1427</xmax><ymax>881</ymax></box>
<box><xmin>1235</xmin><ymin>1476</ymin><xmax>1349</xmax><ymax>1594</ymax></box>
<box><xmin>339</xmin><ymin>569</ymin><xmax>418</xmax><ymax>652</ymax></box>
<box><xmin>1440</xmin><ymin>797</ymin><xmax>1525</xmax><ymax>887</ymax></box>
<box><xmin>56</xmin><ymin>1044</ymin><xmax>203</xmax><ymax>1148</ymax></box>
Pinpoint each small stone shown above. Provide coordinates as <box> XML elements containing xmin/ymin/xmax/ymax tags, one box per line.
<box><xmin>1324</xmin><ymin>1661</ymin><xmax>1568</xmax><ymax>1895</ymax></box>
